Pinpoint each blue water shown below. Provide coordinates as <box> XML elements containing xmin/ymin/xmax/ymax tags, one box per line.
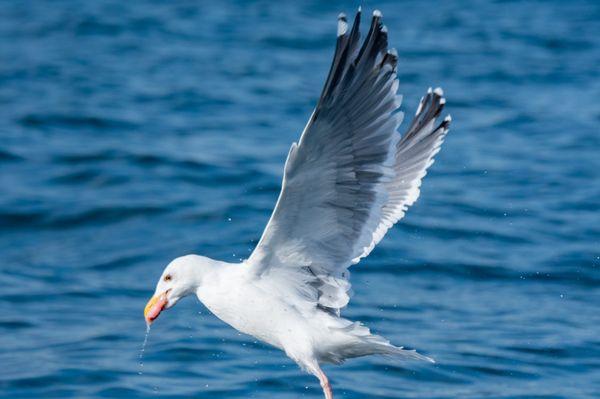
<box><xmin>1</xmin><ymin>1</ymin><xmax>599</xmax><ymax>398</ymax></box>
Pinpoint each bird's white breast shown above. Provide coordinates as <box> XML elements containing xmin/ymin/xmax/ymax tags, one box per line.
<box><xmin>195</xmin><ymin>267</ymin><xmax>311</xmax><ymax>352</ymax></box>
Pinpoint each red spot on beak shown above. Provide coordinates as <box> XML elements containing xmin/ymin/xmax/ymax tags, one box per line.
<box><xmin>144</xmin><ymin>292</ymin><xmax>168</xmax><ymax>325</ymax></box>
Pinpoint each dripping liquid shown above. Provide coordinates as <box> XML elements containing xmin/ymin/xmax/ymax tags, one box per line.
<box><xmin>138</xmin><ymin>325</ymin><xmax>151</xmax><ymax>375</ymax></box>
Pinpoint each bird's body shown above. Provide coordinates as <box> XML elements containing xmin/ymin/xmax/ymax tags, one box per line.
<box><xmin>194</xmin><ymin>260</ymin><xmax>300</xmax><ymax>352</ymax></box>
<box><xmin>144</xmin><ymin>9</ymin><xmax>451</xmax><ymax>399</ymax></box>
<box><xmin>191</xmin><ymin>257</ymin><xmax>430</xmax><ymax>372</ymax></box>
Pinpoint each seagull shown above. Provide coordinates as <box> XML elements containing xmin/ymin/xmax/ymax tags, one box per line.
<box><xmin>144</xmin><ymin>9</ymin><xmax>450</xmax><ymax>399</ymax></box>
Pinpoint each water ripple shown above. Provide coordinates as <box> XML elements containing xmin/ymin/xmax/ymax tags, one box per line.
<box><xmin>1</xmin><ymin>1</ymin><xmax>598</xmax><ymax>398</ymax></box>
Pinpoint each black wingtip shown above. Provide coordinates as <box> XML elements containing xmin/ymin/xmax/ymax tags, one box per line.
<box><xmin>439</xmin><ymin>114</ymin><xmax>452</xmax><ymax>131</ymax></box>
<box><xmin>319</xmin><ymin>9</ymin><xmax>396</xmax><ymax>107</ymax></box>
<box><xmin>381</xmin><ymin>48</ymin><xmax>398</xmax><ymax>70</ymax></box>
<box><xmin>371</xmin><ymin>9</ymin><xmax>383</xmax><ymax>30</ymax></box>
<box><xmin>351</xmin><ymin>8</ymin><xmax>361</xmax><ymax>36</ymax></box>
<box><xmin>420</xmin><ymin>87</ymin><xmax>445</xmax><ymax>119</ymax></box>
<box><xmin>353</xmin><ymin>8</ymin><xmax>387</xmax><ymax>66</ymax></box>
<box><xmin>402</xmin><ymin>87</ymin><xmax>451</xmax><ymax>143</ymax></box>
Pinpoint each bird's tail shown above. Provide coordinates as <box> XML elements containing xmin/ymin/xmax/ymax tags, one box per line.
<box><xmin>326</xmin><ymin>321</ymin><xmax>434</xmax><ymax>363</ymax></box>
<box><xmin>376</xmin><ymin>340</ymin><xmax>435</xmax><ymax>363</ymax></box>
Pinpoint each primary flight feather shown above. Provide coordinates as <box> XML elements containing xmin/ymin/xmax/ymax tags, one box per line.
<box><xmin>144</xmin><ymin>9</ymin><xmax>451</xmax><ymax>399</ymax></box>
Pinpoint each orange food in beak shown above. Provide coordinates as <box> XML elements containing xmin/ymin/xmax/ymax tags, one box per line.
<box><xmin>144</xmin><ymin>292</ymin><xmax>168</xmax><ymax>325</ymax></box>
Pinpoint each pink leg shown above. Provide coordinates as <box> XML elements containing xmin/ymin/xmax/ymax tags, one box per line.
<box><xmin>315</xmin><ymin>367</ymin><xmax>333</xmax><ymax>399</ymax></box>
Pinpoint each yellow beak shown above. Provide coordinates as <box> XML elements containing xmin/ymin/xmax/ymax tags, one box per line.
<box><xmin>144</xmin><ymin>292</ymin><xmax>168</xmax><ymax>324</ymax></box>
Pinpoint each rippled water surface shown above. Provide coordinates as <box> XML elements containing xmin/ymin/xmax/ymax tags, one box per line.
<box><xmin>1</xmin><ymin>1</ymin><xmax>599</xmax><ymax>398</ymax></box>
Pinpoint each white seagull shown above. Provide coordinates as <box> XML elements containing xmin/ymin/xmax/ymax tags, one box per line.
<box><xmin>144</xmin><ymin>9</ymin><xmax>451</xmax><ymax>399</ymax></box>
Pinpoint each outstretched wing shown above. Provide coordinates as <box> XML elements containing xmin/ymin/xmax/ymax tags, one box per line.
<box><xmin>247</xmin><ymin>10</ymin><xmax>451</xmax><ymax>312</ymax></box>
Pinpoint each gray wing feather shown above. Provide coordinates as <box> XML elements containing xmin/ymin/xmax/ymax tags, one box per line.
<box><xmin>248</xmin><ymin>10</ymin><xmax>451</xmax><ymax>312</ymax></box>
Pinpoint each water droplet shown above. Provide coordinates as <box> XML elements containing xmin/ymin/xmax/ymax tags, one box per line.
<box><xmin>138</xmin><ymin>324</ymin><xmax>151</xmax><ymax>374</ymax></box>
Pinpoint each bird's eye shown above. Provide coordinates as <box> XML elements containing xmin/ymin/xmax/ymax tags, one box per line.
<box><xmin>164</xmin><ymin>274</ymin><xmax>172</xmax><ymax>282</ymax></box>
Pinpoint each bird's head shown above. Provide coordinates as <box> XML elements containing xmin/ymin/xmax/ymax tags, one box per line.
<box><xmin>144</xmin><ymin>254</ymin><xmax>207</xmax><ymax>325</ymax></box>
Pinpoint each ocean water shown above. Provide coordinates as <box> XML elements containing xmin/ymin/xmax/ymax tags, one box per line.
<box><xmin>1</xmin><ymin>1</ymin><xmax>599</xmax><ymax>398</ymax></box>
